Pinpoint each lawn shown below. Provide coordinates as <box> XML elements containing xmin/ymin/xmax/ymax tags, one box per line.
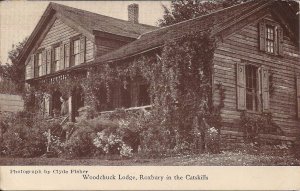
<box><xmin>0</xmin><ymin>151</ymin><xmax>299</xmax><ymax>166</ymax></box>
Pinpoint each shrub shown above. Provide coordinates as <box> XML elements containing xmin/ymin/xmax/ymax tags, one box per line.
<box><xmin>240</xmin><ymin>112</ymin><xmax>282</xmax><ymax>143</ymax></box>
<box><xmin>63</xmin><ymin>124</ymin><xmax>96</xmax><ymax>158</ymax></box>
<box><xmin>2</xmin><ymin>120</ymin><xmax>48</xmax><ymax>157</ymax></box>
<box><xmin>205</xmin><ymin>127</ymin><xmax>220</xmax><ymax>154</ymax></box>
<box><xmin>1</xmin><ymin>112</ymin><xmax>63</xmax><ymax>157</ymax></box>
<box><xmin>62</xmin><ymin>116</ymin><xmax>119</xmax><ymax>158</ymax></box>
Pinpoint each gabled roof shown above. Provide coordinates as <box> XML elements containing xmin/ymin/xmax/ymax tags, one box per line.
<box><xmin>50</xmin><ymin>3</ymin><xmax>157</xmax><ymax>39</ymax></box>
<box><xmin>95</xmin><ymin>0</ymin><xmax>299</xmax><ymax>63</ymax></box>
<box><xmin>18</xmin><ymin>2</ymin><xmax>157</xmax><ymax>63</ymax></box>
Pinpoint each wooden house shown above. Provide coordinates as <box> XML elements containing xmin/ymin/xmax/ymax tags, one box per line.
<box><xmin>19</xmin><ymin>0</ymin><xmax>300</xmax><ymax>143</ymax></box>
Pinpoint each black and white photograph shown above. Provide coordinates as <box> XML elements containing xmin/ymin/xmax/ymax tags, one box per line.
<box><xmin>0</xmin><ymin>0</ymin><xmax>300</xmax><ymax>190</ymax></box>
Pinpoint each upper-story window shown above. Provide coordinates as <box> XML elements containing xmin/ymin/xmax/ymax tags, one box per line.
<box><xmin>35</xmin><ymin>52</ymin><xmax>42</xmax><ymax>77</ymax></box>
<box><xmin>53</xmin><ymin>46</ymin><xmax>60</xmax><ymax>72</ymax></box>
<box><xmin>71</xmin><ymin>39</ymin><xmax>80</xmax><ymax>66</ymax></box>
<box><xmin>266</xmin><ymin>25</ymin><xmax>275</xmax><ymax>53</ymax></box>
<box><xmin>70</xmin><ymin>36</ymin><xmax>85</xmax><ymax>67</ymax></box>
<box><xmin>259</xmin><ymin>20</ymin><xmax>283</xmax><ymax>56</ymax></box>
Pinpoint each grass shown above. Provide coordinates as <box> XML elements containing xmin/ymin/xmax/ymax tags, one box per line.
<box><xmin>0</xmin><ymin>151</ymin><xmax>299</xmax><ymax>166</ymax></box>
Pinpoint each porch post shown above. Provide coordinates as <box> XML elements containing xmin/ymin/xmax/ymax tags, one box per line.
<box><xmin>68</xmin><ymin>95</ymin><xmax>74</xmax><ymax>122</ymax></box>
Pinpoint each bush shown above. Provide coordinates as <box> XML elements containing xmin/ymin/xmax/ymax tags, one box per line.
<box><xmin>1</xmin><ymin>112</ymin><xmax>63</xmax><ymax>157</ymax></box>
<box><xmin>63</xmin><ymin>124</ymin><xmax>97</xmax><ymax>158</ymax></box>
<box><xmin>62</xmin><ymin>116</ymin><xmax>120</xmax><ymax>158</ymax></box>
<box><xmin>2</xmin><ymin>119</ymin><xmax>48</xmax><ymax>157</ymax></box>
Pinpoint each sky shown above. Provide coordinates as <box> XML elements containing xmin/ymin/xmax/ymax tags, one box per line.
<box><xmin>0</xmin><ymin>1</ymin><xmax>170</xmax><ymax>64</ymax></box>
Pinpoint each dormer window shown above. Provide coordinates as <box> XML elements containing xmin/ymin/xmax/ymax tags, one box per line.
<box><xmin>259</xmin><ymin>20</ymin><xmax>283</xmax><ymax>56</ymax></box>
<box><xmin>266</xmin><ymin>25</ymin><xmax>275</xmax><ymax>53</ymax></box>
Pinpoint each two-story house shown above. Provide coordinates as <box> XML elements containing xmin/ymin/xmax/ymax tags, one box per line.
<box><xmin>20</xmin><ymin>0</ymin><xmax>299</xmax><ymax>143</ymax></box>
<box><xmin>18</xmin><ymin>3</ymin><xmax>157</xmax><ymax>120</ymax></box>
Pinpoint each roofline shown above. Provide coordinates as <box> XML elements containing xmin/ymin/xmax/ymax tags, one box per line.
<box><xmin>16</xmin><ymin>3</ymin><xmax>53</xmax><ymax>64</ymax></box>
<box><xmin>94</xmin><ymin>0</ymin><xmax>272</xmax><ymax>64</ymax></box>
<box><xmin>137</xmin><ymin>0</ymin><xmax>259</xmax><ymax>39</ymax></box>
<box><xmin>17</xmin><ymin>2</ymin><xmax>158</xmax><ymax>65</ymax></box>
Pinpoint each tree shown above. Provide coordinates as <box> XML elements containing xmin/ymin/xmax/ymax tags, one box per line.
<box><xmin>158</xmin><ymin>0</ymin><xmax>250</xmax><ymax>27</ymax></box>
<box><xmin>1</xmin><ymin>37</ymin><xmax>28</xmax><ymax>93</ymax></box>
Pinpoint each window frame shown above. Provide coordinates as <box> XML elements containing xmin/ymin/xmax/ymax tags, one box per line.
<box><xmin>71</xmin><ymin>36</ymin><xmax>81</xmax><ymax>66</ymax></box>
<box><xmin>52</xmin><ymin>45</ymin><xmax>61</xmax><ymax>72</ymax></box>
<box><xmin>245</xmin><ymin>64</ymin><xmax>259</xmax><ymax>112</ymax></box>
<box><xmin>266</xmin><ymin>25</ymin><xmax>275</xmax><ymax>54</ymax></box>
<box><xmin>259</xmin><ymin>19</ymin><xmax>282</xmax><ymax>56</ymax></box>
<box><xmin>34</xmin><ymin>49</ymin><xmax>44</xmax><ymax>78</ymax></box>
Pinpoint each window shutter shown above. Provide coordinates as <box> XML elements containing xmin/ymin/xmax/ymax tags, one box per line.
<box><xmin>60</xmin><ymin>43</ymin><xmax>64</xmax><ymax>70</ymax></box>
<box><xmin>237</xmin><ymin>62</ymin><xmax>246</xmax><ymax>110</ymax></box>
<box><xmin>27</xmin><ymin>55</ymin><xmax>34</xmax><ymax>79</ymax></box>
<box><xmin>261</xmin><ymin>67</ymin><xmax>270</xmax><ymax>112</ymax></box>
<box><xmin>65</xmin><ymin>41</ymin><xmax>70</xmax><ymax>68</ymax></box>
<box><xmin>34</xmin><ymin>54</ymin><xmax>38</xmax><ymax>77</ymax></box>
<box><xmin>42</xmin><ymin>50</ymin><xmax>47</xmax><ymax>75</ymax></box>
<box><xmin>259</xmin><ymin>21</ymin><xmax>266</xmax><ymax>51</ymax></box>
<box><xmin>296</xmin><ymin>77</ymin><xmax>300</xmax><ymax>119</ymax></box>
<box><xmin>70</xmin><ymin>41</ymin><xmax>74</xmax><ymax>67</ymax></box>
<box><xmin>51</xmin><ymin>49</ymin><xmax>55</xmax><ymax>73</ymax></box>
<box><xmin>46</xmin><ymin>49</ymin><xmax>51</xmax><ymax>74</ymax></box>
<box><xmin>274</xmin><ymin>26</ymin><xmax>278</xmax><ymax>56</ymax></box>
<box><xmin>278</xmin><ymin>27</ymin><xmax>284</xmax><ymax>56</ymax></box>
<box><xmin>79</xmin><ymin>36</ymin><xmax>86</xmax><ymax>64</ymax></box>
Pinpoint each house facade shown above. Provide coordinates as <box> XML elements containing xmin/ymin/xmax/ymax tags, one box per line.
<box><xmin>19</xmin><ymin>1</ymin><xmax>300</xmax><ymax>142</ymax></box>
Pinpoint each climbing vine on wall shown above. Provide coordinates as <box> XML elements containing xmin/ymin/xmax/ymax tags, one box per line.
<box><xmin>24</xmin><ymin>31</ymin><xmax>225</xmax><ymax>153</ymax></box>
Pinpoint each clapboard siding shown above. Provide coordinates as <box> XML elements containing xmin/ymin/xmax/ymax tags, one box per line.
<box><xmin>213</xmin><ymin>13</ymin><xmax>300</xmax><ymax>137</ymax></box>
<box><xmin>95</xmin><ymin>37</ymin><xmax>129</xmax><ymax>57</ymax></box>
<box><xmin>40</xmin><ymin>18</ymin><xmax>95</xmax><ymax>62</ymax></box>
<box><xmin>25</xmin><ymin>18</ymin><xmax>95</xmax><ymax>79</ymax></box>
<box><xmin>0</xmin><ymin>94</ymin><xmax>24</xmax><ymax>112</ymax></box>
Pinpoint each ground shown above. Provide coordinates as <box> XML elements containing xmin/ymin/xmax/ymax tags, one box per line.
<box><xmin>0</xmin><ymin>151</ymin><xmax>299</xmax><ymax>166</ymax></box>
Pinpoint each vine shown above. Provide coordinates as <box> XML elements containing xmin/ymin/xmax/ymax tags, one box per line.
<box><xmin>24</xmin><ymin>31</ymin><xmax>225</xmax><ymax>154</ymax></box>
<box><xmin>240</xmin><ymin>111</ymin><xmax>283</xmax><ymax>144</ymax></box>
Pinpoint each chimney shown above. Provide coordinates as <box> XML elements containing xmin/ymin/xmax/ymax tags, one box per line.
<box><xmin>128</xmin><ymin>3</ymin><xmax>139</xmax><ymax>24</ymax></box>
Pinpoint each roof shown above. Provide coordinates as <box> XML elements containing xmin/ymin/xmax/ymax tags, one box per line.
<box><xmin>50</xmin><ymin>3</ymin><xmax>158</xmax><ymax>39</ymax></box>
<box><xmin>95</xmin><ymin>0</ymin><xmax>297</xmax><ymax>63</ymax></box>
<box><xmin>18</xmin><ymin>2</ymin><xmax>157</xmax><ymax>63</ymax></box>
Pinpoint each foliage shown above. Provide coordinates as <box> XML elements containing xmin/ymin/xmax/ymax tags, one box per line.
<box><xmin>1</xmin><ymin>114</ymin><xmax>48</xmax><ymax>157</ymax></box>
<box><xmin>78</xmin><ymin>31</ymin><xmax>221</xmax><ymax>156</ymax></box>
<box><xmin>63</xmin><ymin>123</ymin><xmax>97</xmax><ymax>158</ymax></box>
<box><xmin>0</xmin><ymin>78</ymin><xmax>19</xmax><ymax>94</ymax></box>
<box><xmin>1</xmin><ymin>37</ymin><xmax>28</xmax><ymax>93</ymax></box>
<box><xmin>158</xmin><ymin>0</ymin><xmax>250</xmax><ymax>27</ymax></box>
<box><xmin>0</xmin><ymin>111</ymin><xmax>66</xmax><ymax>157</ymax></box>
<box><xmin>240</xmin><ymin>112</ymin><xmax>282</xmax><ymax>143</ymax></box>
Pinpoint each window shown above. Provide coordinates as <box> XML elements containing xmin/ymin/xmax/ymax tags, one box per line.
<box><xmin>266</xmin><ymin>25</ymin><xmax>275</xmax><ymax>53</ymax></box>
<box><xmin>245</xmin><ymin>65</ymin><xmax>258</xmax><ymax>111</ymax></box>
<box><xmin>72</xmin><ymin>39</ymin><xmax>80</xmax><ymax>66</ymax></box>
<box><xmin>64</xmin><ymin>44</ymin><xmax>69</xmax><ymax>68</ymax></box>
<box><xmin>53</xmin><ymin>46</ymin><xmax>60</xmax><ymax>72</ymax></box>
<box><xmin>259</xmin><ymin>20</ymin><xmax>283</xmax><ymax>56</ymax></box>
<box><xmin>237</xmin><ymin>62</ymin><xmax>270</xmax><ymax>112</ymax></box>
<box><xmin>36</xmin><ymin>52</ymin><xmax>42</xmax><ymax>77</ymax></box>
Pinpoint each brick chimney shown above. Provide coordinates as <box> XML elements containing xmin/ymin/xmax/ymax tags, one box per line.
<box><xmin>128</xmin><ymin>3</ymin><xmax>139</xmax><ymax>24</ymax></box>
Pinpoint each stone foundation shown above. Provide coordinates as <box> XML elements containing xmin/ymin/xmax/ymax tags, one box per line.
<box><xmin>220</xmin><ymin>130</ymin><xmax>297</xmax><ymax>156</ymax></box>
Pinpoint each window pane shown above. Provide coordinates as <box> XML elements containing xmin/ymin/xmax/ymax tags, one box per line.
<box><xmin>74</xmin><ymin>40</ymin><xmax>80</xmax><ymax>54</ymax></box>
<box><xmin>245</xmin><ymin>65</ymin><xmax>258</xmax><ymax>111</ymax></box>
